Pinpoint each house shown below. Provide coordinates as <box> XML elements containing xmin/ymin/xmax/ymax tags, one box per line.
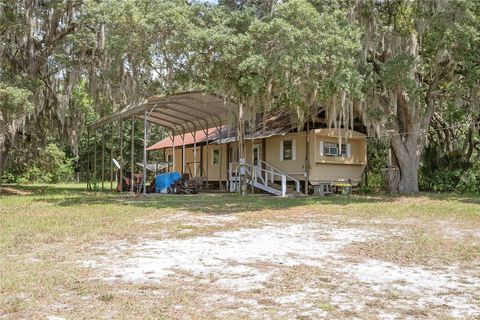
<box><xmin>147</xmin><ymin>108</ymin><xmax>367</xmax><ymax>195</ymax></box>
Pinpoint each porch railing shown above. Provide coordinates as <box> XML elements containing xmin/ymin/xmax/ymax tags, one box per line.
<box><xmin>259</xmin><ymin>160</ymin><xmax>301</xmax><ymax>193</ymax></box>
<box><xmin>228</xmin><ymin>161</ymin><xmax>300</xmax><ymax>197</ymax></box>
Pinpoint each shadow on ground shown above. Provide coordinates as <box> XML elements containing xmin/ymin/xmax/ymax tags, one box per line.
<box><xmin>3</xmin><ymin>184</ymin><xmax>480</xmax><ymax>215</ymax></box>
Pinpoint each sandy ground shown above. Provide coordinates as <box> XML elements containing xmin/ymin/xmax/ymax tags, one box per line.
<box><xmin>80</xmin><ymin>212</ymin><xmax>480</xmax><ymax>319</ymax></box>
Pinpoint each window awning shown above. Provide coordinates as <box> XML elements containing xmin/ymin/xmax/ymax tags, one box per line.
<box><xmin>89</xmin><ymin>91</ymin><xmax>238</xmax><ymax>135</ymax></box>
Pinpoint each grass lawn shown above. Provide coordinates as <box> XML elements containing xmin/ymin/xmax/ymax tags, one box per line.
<box><xmin>1</xmin><ymin>184</ymin><xmax>479</xmax><ymax>319</ymax></box>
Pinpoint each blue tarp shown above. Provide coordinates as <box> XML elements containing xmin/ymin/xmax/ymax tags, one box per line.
<box><xmin>155</xmin><ymin>172</ymin><xmax>181</xmax><ymax>192</ymax></box>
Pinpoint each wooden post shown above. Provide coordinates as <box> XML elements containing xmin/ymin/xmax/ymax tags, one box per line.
<box><xmin>193</xmin><ymin>131</ymin><xmax>197</xmax><ymax>177</ymax></box>
<box><xmin>226</xmin><ymin>142</ymin><xmax>231</xmax><ymax>192</ymax></box>
<box><xmin>182</xmin><ymin>131</ymin><xmax>186</xmax><ymax>175</ymax></box>
<box><xmin>305</xmin><ymin>121</ymin><xmax>310</xmax><ymax>195</ymax></box>
<box><xmin>251</xmin><ymin>136</ymin><xmax>254</xmax><ymax>194</ymax></box>
<box><xmin>206</xmin><ymin>128</ymin><xmax>209</xmax><ymax>189</ymax></box>
<box><xmin>219</xmin><ymin>126</ymin><xmax>223</xmax><ymax>191</ymax></box>
<box><xmin>94</xmin><ymin>128</ymin><xmax>97</xmax><ymax>188</ymax></box>
<box><xmin>172</xmin><ymin>133</ymin><xmax>176</xmax><ymax>172</ymax></box>
<box><xmin>238</xmin><ymin>102</ymin><xmax>246</xmax><ymax>196</ymax></box>
<box><xmin>101</xmin><ymin>127</ymin><xmax>105</xmax><ymax>191</ymax></box>
<box><xmin>200</xmin><ymin>143</ymin><xmax>204</xmax><ymax>188</ymax></box>
<box><xmin>143</xmin><ymin>110</ymin><xmax>147</xmax><ymax>196</ymax></box>
<box><xmin>131</xmin><ymin>116</ymin><xmax>135</xmax><ymax>194</ymax></box>
<box><xmin>110</xmin><ymin>123</ymin><xmax>114</xmax><ymax>191</ymax></box>
<box><xmin>87</xmin><ymin>128</ymin><xmax>90</xmax><ymax>191</ymax></box>
<box><xmin>119</xmin><ymin>119</ymin><xmax>123</xmax><ymax>193</ymax></box>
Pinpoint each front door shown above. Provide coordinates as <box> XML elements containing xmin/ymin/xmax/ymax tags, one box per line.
<box><xmin>252</xmin><ymin>144</ymin><xmax>262</xmax><ymax>168</ymax></box>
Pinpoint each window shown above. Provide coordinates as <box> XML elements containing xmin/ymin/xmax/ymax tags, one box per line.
<box><xmin>253</xmin><ymin>144</ymin><xmax>261</xmax><ymax>166</ymax></box>
<box><xmin>167</xmin><ymin>154</ymin><xmax>173</xmax><ymax>163</ymax></box>
<box><xmin>280</xmin><ymin>139</ymin><xmax>296</xmax><ymax>161</ymax></box>
<box><xmin>320</xmin><ymin>142</ymin><xmax>350</xmax><ymax>157</ymax></box>
<box><xmin>212</xmin><ymin>148</ymin><xmax>220</xmax><ymax>165</ymax></box>
<box><xmin>323</xmin><ymin>142</ymin><xmax>338</xmax><ymax>156</ymax></box>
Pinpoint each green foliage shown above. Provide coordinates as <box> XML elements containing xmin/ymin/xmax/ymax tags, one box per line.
<box><xmin>456</xmin><ymin>163</ymin><xmax>480</xmax><ymax>194</ymax></box>
<box><xmin>0</xmin><ymin>82</ymin><xmax>32</xmax><ymax>118</ymax></box>
<box><xmin>419</xmin><ymin>147</ymin><xmax>480</xmax><ymax>194</ymax></box>
<box><xmin>189</xmin><ymin>0</ymin><xmax>361</xmax><ymax>120</ymax></box>
<box><xmin>5</xmin><ymin>144</ymin><xmax>75</xmax><ymax>184</ymax></box>
<box><xmin>1</xmin><ymin>0</ymin><xmax>479</xmax><ymax>194</ymax></box>
<box><xmin>361</xmin><ymin>139</ymin><xmax>389</xmax><ymax>193</ymax></box>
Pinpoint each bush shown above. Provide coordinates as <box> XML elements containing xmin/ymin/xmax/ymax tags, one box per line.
<box><xmin>419</xmin><ymin>149</ymin><xmax>480</xmax><ymax>194</ymax></box>
<box><xmin>0</xmin><ymin>172</ymin><xmax>17</xmax><ymax>184</ymax></box>
<box><xmin>10</xmin><ymin>143</ymin><xmax>75</xmax><ymax>184</ymax></box>
<box><xmin>455</xmin><ymin>163</ymin><xmax>480</xmax><ymax>194</ymax></box>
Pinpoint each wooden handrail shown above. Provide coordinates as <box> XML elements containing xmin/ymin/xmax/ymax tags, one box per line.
<box><xmin>228</xmin><ymin>161</ymin><xmax>294</xmax><ymax>196</ymax></box>
<box><xmin>259</xmin><ymin>160</ymin><xmax>301</xmax><ymax>192</ymax></box>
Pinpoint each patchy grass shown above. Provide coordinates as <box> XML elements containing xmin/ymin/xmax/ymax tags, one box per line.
<box><xmin>1</xmin><ymin>183</ymin><xmax>479</xmax><ymax>319</ymax></box>
<box><xmin>342</xmin><ymin>224</ymin><xmax>480</xmax><ymax>266</ymax></box>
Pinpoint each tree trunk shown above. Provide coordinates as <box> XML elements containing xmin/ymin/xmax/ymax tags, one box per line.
<box><xmin>0</xmin><ymin>116</ymin><xmax>13</xmax><ymax>179</ymax></box>
<box><xmin>390</xmin><ymin>135</ymin><xmax>421</xmax><ymax>193</ymax></box>
<box><xmin>389</xmin><ymin>90</ymin><xmax>433</xmax><ymax>194</ymax></box>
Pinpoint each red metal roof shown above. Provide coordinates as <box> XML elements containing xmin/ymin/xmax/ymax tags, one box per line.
<box><xmin>147</xmin><ymin>127</ymin><xmax>223</xmax><ymax>151</ymax></box>
<box><xmin>147</xmin><ymin>108</ymin><xmax>299</xmax><ymax>151</ymax></box>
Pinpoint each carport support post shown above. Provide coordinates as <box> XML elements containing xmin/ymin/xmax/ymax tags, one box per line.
<box><xmin>119</xmin><ymin>119</ymin><xmax>123</xmax><ymax>193</ymax></box>
<box><xmin>87</xmin><ymin>128</ymin><xmax>90</xmax><ymax>191</ymax></box>
<box><xmin>101</xmin><ymin>127</ymin><xmax>105</xmax><ymax>191</ymax></box>
<box><xmin>131</xmin><ymin>116</ymin><xmax>135</xmax><ymax>195</ymax></box>
<box><xmin>171</xmin><ymin>132</ymin><xmax>175</xmax><ymax>172</ymax></box>
<box><xmin>193</xmin><ymin>131</ymin><xmax>197</xmax><ymax>177</ymax></box>
<box><xmin>110</xmin><ymin>123</ymin><xmax>114</xmax><ymax>191</ymax></box>
<box><xmin>143</xmin><ymin>109</ymin><xmax>148</xmax><ymax>196</ymax></box>
<box><xmin>220</xmin><ymin>127</ymin><xmax>224</xmax><ymax>191</ymax></box>
<box><xmin>94</xmin><ymin>128</ymin><xmax>97</xmax><ymax>188</ymax></box>
<box><xmin>182</xmin><ymin>131</ymin><xmax>186</xmax><ymax>175</ymax></box>
<box><xmin>206</xmin><ymin>128</ymin><xmax>209</xmax><ymax>189</ymax></box>
<box><xmin>251</xmin><ymin>133</ymin><xmax>254</xmax><ymax>194</ymax></box>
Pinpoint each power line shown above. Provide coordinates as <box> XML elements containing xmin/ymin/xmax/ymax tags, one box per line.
<box><xmin>364</xmin><ymin>121</ymin><xmax>480</xmax><ymax>139</ymax></box>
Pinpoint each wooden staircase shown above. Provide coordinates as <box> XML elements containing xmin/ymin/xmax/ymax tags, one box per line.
<box><xmin>229</xmin><ymin>161</ymin><xmax>302</xmax><ymax>197</ymax></box>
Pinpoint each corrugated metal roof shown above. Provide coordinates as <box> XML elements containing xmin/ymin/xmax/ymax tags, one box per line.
<box><xmin>90</xmin><ymin>91</ymin><xmax>237</xmax><ymax>135</ymax></box>
<box><xmin>147</xmin><ymin>126</ymin><xmax>229</xmax><ymax>151</ymax></box>
<box><xmin>212</xmin><ymin>108</ymin><xmax>297</xmax><ymax>143</ymax></box>
<box><xmin>147</xmin><ymin>108</ymin><xmax>299</xmax><ymax>150</ymax></box>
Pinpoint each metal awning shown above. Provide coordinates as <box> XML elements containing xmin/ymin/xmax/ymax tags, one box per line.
<box><xmin>90</xmin><ymin>91</ymin><xmax>238</xmax><ymax>134</ymax></box>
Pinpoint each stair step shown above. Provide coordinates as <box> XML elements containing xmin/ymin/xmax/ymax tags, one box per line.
<box><xmin>229</xmin><ymin>161</ymin><xmax>303</xmax><ymax>196</ymax></box>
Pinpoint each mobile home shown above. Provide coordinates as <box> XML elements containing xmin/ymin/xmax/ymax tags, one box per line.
<box><xmin>148</xmin><ymin>109</ymin><xmax>367</xmax><ymax>195</ymax></box>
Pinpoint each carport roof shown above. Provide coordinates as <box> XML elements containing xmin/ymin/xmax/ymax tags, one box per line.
<box><xmin>89</xmin><ymin>91</ymin><xmax>238</xmax><ymax>135</ymax></box>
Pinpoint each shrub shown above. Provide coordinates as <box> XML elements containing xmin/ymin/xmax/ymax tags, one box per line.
<box><xmin>455</xmin><ymin>163</ymin><xmax>480</xmax><ymax>194</ymax></box>
<box><xmin>14</xmin><ymin>143</ymin><xmax>75</xmax><ymax>183</ymax></box>
<box><xmin>419</xmin><ymin>150</ymin><xmax>480</xmax><ymax>194</ymax></box>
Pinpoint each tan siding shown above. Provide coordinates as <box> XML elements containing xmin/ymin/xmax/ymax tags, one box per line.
<box><xmin>161</xmin><ymin>128</ymin><xmax>367</xmax><ymax>186</ymax></box>
<box><xmin>309</xmin><ymin>128</ymin><xmax>367</xmax><ymax>186</ymax></box>
<box><xmin>265</xmin><ymin>133</ymin><xmax>306</xmax><ymax>178</ymax></box>
<box><xmin>202</xmin><ymin>143</ymin><xmax>228</xmax><ymax>182</ymax></box>
<box><xmin>164</xmin><ymin>144</ymin><xmax>228</xmax><ymax>181</ymax></box>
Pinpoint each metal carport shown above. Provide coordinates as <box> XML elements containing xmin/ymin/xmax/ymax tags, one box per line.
<box><xmin>88</xmin><ymin>91</ymin><xmax>238</xmax><ymax>195</ymax></box>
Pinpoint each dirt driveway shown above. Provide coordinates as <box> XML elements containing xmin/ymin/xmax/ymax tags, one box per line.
<box><xmin>82</xmin><ymin>203</ymin><xmax>480</xmax><ymax>319</ymax></box>
<box><xmin>1</xmin><ymin>189</ymin><xmax>479</xmax><ymax>319</ymax></box>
